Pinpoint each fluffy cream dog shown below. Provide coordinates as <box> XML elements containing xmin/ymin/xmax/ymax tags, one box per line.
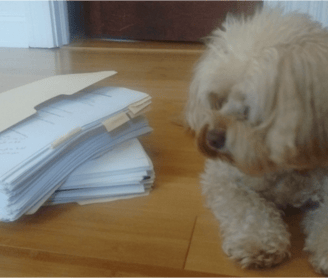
<box><xmin>185</xmin><ymin>6</ymin><xmax>328</xmax><ymax>274</ymax></box>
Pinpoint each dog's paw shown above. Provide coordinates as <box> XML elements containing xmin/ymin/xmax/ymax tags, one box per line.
<box><xmin>224</xmin><ymin>239</ymin><xmax>290</xmax><ymax>269</ymax></box>
<box><xmin>308</xmin><ymin>252</ymin><xmax>328</xmax><ymax>275</ymax></box>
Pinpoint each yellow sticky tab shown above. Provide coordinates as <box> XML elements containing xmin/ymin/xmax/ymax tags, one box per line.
<box><xmin>102</xmin><ymin>113</ymin><xmax>130</xmax><ymax>132</ymax></box>
<box><xmin>128</xmin><ymin>96</ymin><xmax>152</xmax><ymax>116</ymax></box>
<box><xmin>127</xmin><ymin>105</ymin><xmax>152</xmax><ymax>118</ymax></box>
<box><xmin>51</xmin><ymin>127</ymin><xmax>82</xmax><ymax>148</ymax></box>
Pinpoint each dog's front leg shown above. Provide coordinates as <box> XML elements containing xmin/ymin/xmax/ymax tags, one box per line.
<box><xmin>201</xmin><ymin>160</ymin><xmax>290</xmax><ymax>269</ymax></box>
<box><xmin>303</xmin><ymin>198</ymin><xmax>328</xmax><ymax>275</ymax></box>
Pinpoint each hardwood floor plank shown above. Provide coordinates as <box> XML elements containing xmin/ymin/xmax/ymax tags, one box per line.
<box><xmin>0</xmin><ymin>244</ymin><xmax>224</xmax><ymax>277</ymax></box>
<box><xmin>185</xmin><ymin>212</ymin><xmax>321</xmax><ymax>277</ymax></box>
<box><xmin>0</xmin><ymin>205</ymin><xmax>195</xmax><ymax>269</ymax></box>
<box><xmin>66</xmin><ymin>39</ymin><xmax>206</xmax><ymax>54</ymax></box>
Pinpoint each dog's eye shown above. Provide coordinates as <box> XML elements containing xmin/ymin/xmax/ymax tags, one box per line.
<box><xmin>243</xmin><ymin>106</ymin><xmax>249</xmax><ymax>119</ymax></box>
<box><xmin>208</xmin><ymin>92</ymin><xmax>226</xmax><ymax>110</ymax></box>
<box><xmin>212</xmin><ymin>98</ymin><xmax>226</xmax><ymax>110</ymax></box>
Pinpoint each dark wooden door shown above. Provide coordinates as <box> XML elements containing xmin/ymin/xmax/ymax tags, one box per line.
<box><xmin>83</xmin><ymin>1</ymin><xmax>262</xmax><ymax>42</ymax></box>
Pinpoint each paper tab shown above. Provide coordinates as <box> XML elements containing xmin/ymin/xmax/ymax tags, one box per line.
<box><xmin>51</xmin><ymin>127</ymin><xmax>83</xmax><ymax>148</ymax></box>
<box><xmin>127</xmin><ymin>105</ymin><xmax>151</xmax><ymax>119</ymax></box>
<box><xmin>128</xmin><ymin>96</ymin><xmax>152</xmax><ymax>117</ymax></box>
<box><xmin>0</xmin><ymin>71</ymin><xmax>117</xmax><ymax>133</ymax></box>
<box><xmin>102</xmin><ymin>112</ymin><xmax>130</xmax><ymax>132</ymax></box>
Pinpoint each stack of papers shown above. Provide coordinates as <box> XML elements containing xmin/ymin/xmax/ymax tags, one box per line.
<box><xmin>0</xmin><ymin>71</ymin><xmax>154</xmax><ymax>222</ymax></box>
<box><xmin>47</xmin><ymin>138</ymin><xmax>154</xmax><ymax>206</ymax></box>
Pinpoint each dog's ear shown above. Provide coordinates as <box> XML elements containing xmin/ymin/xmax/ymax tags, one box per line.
<box><xmin>266</xmin><ymin>45</ymin><xmax>328</xmax><ymax>169</ymax></box>
<box><xmin>185</xmin><ymin>74</ymin><xmax>213</xmax><ymax>134</ymax></box>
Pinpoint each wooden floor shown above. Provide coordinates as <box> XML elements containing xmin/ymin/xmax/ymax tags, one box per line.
<box><xmin>0</xmin><ymin>40</ymin><xmax>322</xmax><ymax>277</ymax></box>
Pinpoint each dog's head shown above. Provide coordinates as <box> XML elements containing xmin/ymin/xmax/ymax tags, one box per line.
<box><xmin>185</xmin><ymin>8</ymin><xmax>328</xmax><ymax>176</ymax></box>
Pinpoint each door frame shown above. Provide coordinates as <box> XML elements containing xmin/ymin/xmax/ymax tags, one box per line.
<box><xmin>0</xmin><ymin>0</ymin><xmax>69</xmax><ymax>48</ymax></box>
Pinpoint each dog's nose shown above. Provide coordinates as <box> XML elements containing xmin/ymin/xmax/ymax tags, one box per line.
<box><xmin>206</xmin><ymin>129</ymin><xmax>226</xmax><ymax>149</ymax></box>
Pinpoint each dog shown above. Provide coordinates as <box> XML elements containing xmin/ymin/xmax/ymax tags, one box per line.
<box><xmin>185</xmin><ymin>6</ymin><xmax>328</xmax><ymax>275</ymax></box>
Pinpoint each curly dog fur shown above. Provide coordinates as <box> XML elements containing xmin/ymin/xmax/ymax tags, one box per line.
<box><xmin>185</xmin><ymin>6</ymin><xmax>328</xmax><ymax>274</ymax></box>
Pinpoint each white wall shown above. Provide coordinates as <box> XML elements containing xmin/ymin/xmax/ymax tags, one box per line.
<box><xmin>264</xmin><ymin>1</ymin><xmax>328</xmax><ymax>27</ymax></box>
<box><xmin>0</xmin><ymin>1</ymin><xmax>69</xmax><ymax>48</ymax></box>
<box><xmin>0</xmin><ymin>1</ymin><xmax>29</xmax><ymax>48</ymax></box>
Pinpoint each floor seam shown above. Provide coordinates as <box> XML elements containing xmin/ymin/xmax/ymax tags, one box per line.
<box><xmin>183</xmin><ymin>215</ymin><xmax>198</xmax><ymax>270</ymax></box>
